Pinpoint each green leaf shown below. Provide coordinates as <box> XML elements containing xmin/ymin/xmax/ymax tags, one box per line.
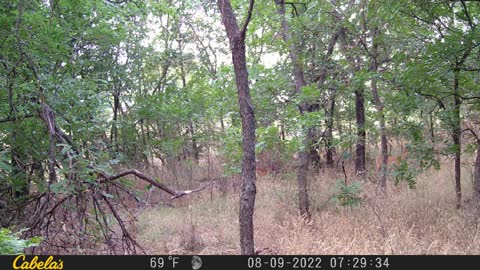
<box><xmin>0</xmin><ymin>228</ymin><xmax>42</xmax><ymax>255</ymax></box>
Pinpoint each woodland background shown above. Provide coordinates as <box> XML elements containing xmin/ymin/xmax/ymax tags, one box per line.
<box><xmin>0</xmin><ymin>0</ymin><xmax>480</xmax><ymax>255</ymax></box>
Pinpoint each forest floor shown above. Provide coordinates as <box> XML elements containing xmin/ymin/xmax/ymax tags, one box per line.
<box><xmin>135</xmin><ymin>158</ymin><xmax>480</xmax><ymax>255</ymax></box>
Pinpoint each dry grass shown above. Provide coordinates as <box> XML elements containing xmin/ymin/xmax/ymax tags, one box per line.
<box><xmin>135</xmin><ymin>158</ymin><xmax>480</xmax><ymax>255</ymax></box>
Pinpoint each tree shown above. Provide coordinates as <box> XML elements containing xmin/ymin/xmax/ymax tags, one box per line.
<box><xmin>398</xmin><ymin>0</ymin><xmax>480</xmax><ymax>207</ymax></box>
<box><xmin>275</xmin><ymin>0</ymin><xmax>311</xmax><ymax>219</ymax></box>
<box><xmin>217</xmin><ymin>0</ymin><xmax>257</xmax><ymax>255</ymax></box>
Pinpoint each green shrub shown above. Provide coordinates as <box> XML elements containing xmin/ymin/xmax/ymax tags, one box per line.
<box><xmin>0</xmin><ymin>228</ymin><xmax>42</xmax><ymax>255</ymax></box>
<box><xmin>332</xmin><ymin>180</ymin><xmax>363</xmax><ymax>208</ymax></box>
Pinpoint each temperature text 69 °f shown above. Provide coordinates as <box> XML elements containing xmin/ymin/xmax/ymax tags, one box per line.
<box><xmin>149</xmin><ymin>256</ymin><xmax>180</xmax><ymax>269</ymax></box>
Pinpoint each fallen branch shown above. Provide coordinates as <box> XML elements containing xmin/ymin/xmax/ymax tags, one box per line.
<box><xmin>98</xmin><ymin>169</ymin><xmax>214</xmax><ymax>199</ymax></box>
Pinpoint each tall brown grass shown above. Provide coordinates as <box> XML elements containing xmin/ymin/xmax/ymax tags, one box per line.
<box><xmin>135</xmin><ymin>158</ymin><xmax>480</xmax><ymax>255</ymax></box>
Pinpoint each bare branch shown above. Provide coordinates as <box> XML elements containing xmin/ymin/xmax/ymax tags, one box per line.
<box><xmin>460</xmin><ymin>0</ymin><xmax>475</xmax><ymax>30</ymax></box>
<box><xmin>285</xmin><ymin>1</ymin><xmax>310</xmax><ymax>5</ymax></box>
<box><xmin>105</xmin><ymin>0</ymin><xmax>127</xmax><ymax>4</ymax></box>
<box><xmin>240</xmin><ymin>0</ymin><xmax>255</xmax><ymax>40</ymax></box>
<box><xmin>98</xmin><ymin>169</ymin><xmax>214</xmax><ymax>199</ymax></box>
<box><xmin>461</xmin><ymin>127</ymin><xmax>479</xmax><ymax>143</ymax></box>
<box><xmin>316</xmin><ymin>28</ymin><xmax>341</xmax><ymax>87</ymax></box>
<box><xmin>408</xmin><ymin>10</ymin><xmax>446</xmax><ymax>39</ymax></box>
<box><xmin>451</xmin><ymin>91</ymin><xmax>480</xmax><ymax>101</ymax></box>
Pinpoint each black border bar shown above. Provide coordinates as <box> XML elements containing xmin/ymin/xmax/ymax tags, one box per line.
<box><xmin>0</xmin><ymin>255</ymin><xmax>476</xmax><ymax>270</ymax></box>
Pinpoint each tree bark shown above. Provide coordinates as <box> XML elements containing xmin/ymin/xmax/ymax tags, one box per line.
<box><xmin>188</xmin><ymin>121</ymin><xmax>200</xmax><ymax>162</ymax></box>
<box><xmin>378</xmin><ymin>114</ymin><xmax>388</xmax><ymax>192</ymax></box>
<box><xmin>473</xmin><ymin>141</ymin><xmax>480</xmax><ymax>206</ymax></box>
<box><xmin>280</xmin><ymin>122</ymin><xmax>286</xmax><ymax>141</ymax></box>
<box><xmin>111</xmin><ymin>89</ymin><xmax>120</xmax><ymax>153</ymax></box>
<box><xmin>355</xmin><ymin>88</ymin><xmax>366</xmax><ymax>176</ymax></box>
<box><xmin>220</xmin><ymin>108</ymin><xmax>225</xmax><ymax>132</ymax></box>
<box><xmin>325</xmin><ymin>90</ymin><xmax>336</xmax><ymax>167</ymax></box>
<box><xmin>217</xmin><ymin>0</ymin><xmax>257</xmax><ymax>255</ymax></box>
<box><xmin>430</xmin><ymin>112</ymin><xmax>435</xmax><ymax>144</ymax></box>
<box><xmin>276</xmin><ymin>0</ymin><xmax>310</xmax><ymax>219</ymax></box>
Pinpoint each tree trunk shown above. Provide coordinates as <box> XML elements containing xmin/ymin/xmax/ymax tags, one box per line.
<box><xmin>178</xmin><ymin>36</ymin><xmax>200</xmax><ymax>164</ymax></box>
<box><xmin>220</xmin><ymin>110</ymin><xmax>225</xmax><ymax>132</ymax></box>
<box><xmin>378</xmin><ymin>116</ymin><xmax>388</xmax><ymax>192</ymax></box>
<box><xmin>318</xmin><ymin>30</ymin><xmax>340</xmax><ymax>168</ymax></box>
<box><xmin>453</xmin><ymin>69</ymin><xmax>462</xmax><ymax>209</ymax></box>
<box><xmin>189</xmin><ymin>121</ymin><xmax>200</xmax><ymax>162</ymax></box>
<box><xmin>140</xmin><ymin>119</ymin><xmax>147</xmax><ymax>161</ymax></box>
<box><xmin>338</xmin><ymin>28</ymin><xmax>366</xmax><ymax>177</ymax></box>
<box><xmin>110</xmin><ymin>48</ymin><xmax>121</xmax><ymax>153</ymax></box>
<box><xmin>111</xmin><ymin>90</ymin><xmax>119</xmax><ymax>153</ymax></box>
<box><xmin>280</xmin><ymin>122</ymin><xmax>286</xmax><ymax>141</ymax></box>
<box><xmin>355</xmin><ymin>88</ymin><xmax>366</xmax><ymax>176</ymax></box>
<box><xmin>325</xmin><ymin>90</ymin><xmax>336</xmax><ymax>167</ymax></box>
<box><xmin>473</xmin><ymin>141</ymin><xmax>480</xmax><ymax>206</ymax></box>
<box><xmin>8</xmin><ymin>10</ymin><xmax>31</xmax><ymax>197</ymax></box>
<box><xmin>276</xmin><ymin>0</ymin><xmax>310</xmax><ymax>219</ymax></box>
<box><xmin>217</xmin><ymin>0</ymin><xmax>257</xmax><ymax>255</ymax></box>
<box><xmin>296</xmin><ymin>147</ymin><xmax>310</xmax><ymax>218</ymax></box>
<box><xmin>370</xmin><ymin>27</ymin><xmax>388</xmax><ymax>193</ymax></box>
<box><xmin>430</xmin><ymin>112</ymin><xmax>435</xmax><ymax>144</ymax></box>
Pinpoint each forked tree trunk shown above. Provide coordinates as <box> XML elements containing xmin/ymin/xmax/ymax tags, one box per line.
<box><xmin>217</xmin><ymin>0</ymin><xmax>257</xmax><ymax>255</ymax></box>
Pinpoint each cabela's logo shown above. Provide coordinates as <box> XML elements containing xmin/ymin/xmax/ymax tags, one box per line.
<box><xmin>12</xmin><ymin>255</ymin><xmax>63</xmax><ymax>270</ymax></box>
